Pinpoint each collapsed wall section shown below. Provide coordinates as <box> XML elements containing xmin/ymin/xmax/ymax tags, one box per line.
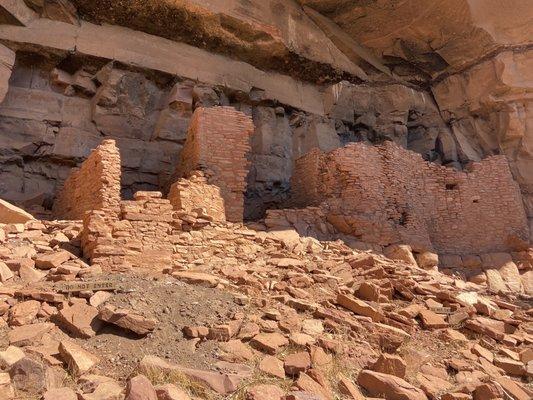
<box><xmin>173</xmin><ymin>107</ymin><xmax>253</xmax><ymax>222</ymax></box>
<box><xmin>168</xmin><ymin>171</ymin><xmax>226</xmax><ymax>223</ymax></box>
<box><xmin>81</xmin><ymin>192</ymin><xmax>177</xmax><ymax>270</ymax></box>
<box><xmin>291</xmin><ymin>142</ymin><xmax>529</xmax><ymax>255</ymax></box>
<box><xmin>52</xmin><ymin>139</ymin><xmax>121</xmax><ymax>220</ymax></box>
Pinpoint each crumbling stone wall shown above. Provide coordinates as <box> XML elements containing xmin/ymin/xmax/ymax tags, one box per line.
<box><xmin>291</xmin><ymin>142</ymin><xmax>529</xmax><ymax>255</ymax></box>
<box><xmin>53</xmin><ymin>139</ymin><xmax>121</xmax><ymax>220</ymax></box>
<box><xmin>168</xmin><ymin>171</ymin><xmax>226</xmax><ymax>223</ymax></box>
<box><xmin>81</xmin><ymin>191</ymin><xmax>178</xmax><ymax>270</ymax></box>
<box><xmin>173</xmin><ymin>106</ymin><xmax>253</xmax><ymax>222</ymax></box>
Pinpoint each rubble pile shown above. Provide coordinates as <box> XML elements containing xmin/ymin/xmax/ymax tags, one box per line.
<box><xmin>0</xmin><ymin>207</ymin><xmax>531</xmax><ymax>400</ymax></box>
<box><xmin>0</xmin><ymin>2</ymin><xmax>531</xmax><ymax>398</ymax></box>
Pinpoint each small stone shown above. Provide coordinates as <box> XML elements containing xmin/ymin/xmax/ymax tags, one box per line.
<box><xmin>55</xmin><ymin>303</ymin><xmax>102</xmax><ymax>338</ymax></box>
<box><xmin>264</xmin><ymin>309</ymin><xmax>281</xmax><ymax>321</ymax></box>
<box><xmin>251</xmin><ymin>333</ymin><xmax>289</xmax><ymax>354</ymax></box>
<box><xmin>337</xmin><ymin>294</ymin><xmax>383</xmax><ymax>322</ymax></box>
<box><xmin>418</xmin><ymin>309</ymin><xmax>448</xmax><ymax>329</ymax></box>
<box><xmin>125</xmin><ymin>375</ymin><xmax>157</xmax><ymax>400</ymax></box>
<box><xmin>8</xmin><ymin>300</ymin><xmax>40</xmax><ymax>326</ymax></box>
<box><xmin>338</xmin><ymin>375</ymin><xmax>365</xmax><ymax>399</ymax></box>
<box><xmin>98</xmin><ymin>304</ymin><xmax>156</xmax><ymax>335</ymax></box>
<box><xmin>358</xmin><ymin>370</ymin><xmax>427</xmax><ymax>400</ymax></box>
<box><xmin>301</xmin><ymin>319</ymin><xmax>324</xmax><ymax>336</ymax></box>
<box><xmin>89</xmin><ymin>291</ymin><xmax>113</xmax><ymax>308</ymax></box>
<box><xmin>473</xmin><ymin>383</ymin><xmax>503</xmax><ymax>400</ymax></box>
<box><xmin>155</xmin><ymin>383</ymin><xmax>191</xmax><ymax>400</ymax></box>
<box><xmin>284</xmin><ymin>351</ymin><xmax>311</xmax><ymax>376</ymax></box>
<box><xmin>208</xmin><ymin>324</ymin><xmax>234</xmax><ymax>341</ymax></box>
<box><xmin>259</xmin><ymin>356</ymin><xmax>285</xmax><ymax>378</ymax></box>
<box><xmin>9</xmin><ymin>357</ymin><xmax>47</xmax><ymax>393</ymax></box>
<box><xmin>35</xmin><ymin>250</ymin><xmax>71</xmax><ymax>269</ymax></box>
<box><xmin>309</xmin><ymin>346</ymin><xmax>333</xmax><ymax>368</ymax></box>
<box><xmin>0</xmin><ymin>261</ymin><xmax>14</xmax><ymax>282</ymax></box>
<box><xmin>245</xmin><ymin>384</ymin><xmax>284</xmax><ymax>400</ymax></box>
<box><xmin>290</xmin><ymin>333</ymin><xmax>316</xmax><ymax>346</ymax></box>
<box><xmin>182</xmin><ymin>326</ymin><xmax>209</xmax><ymax>339</ymax></box>
<box><xmin>219</xmin><ymin>340</ymin><xmax>254</xmax><ymax>362</ymax></box>
<box><xmin>0</xmin><ymin>373</ymin><xmax>14</xmax><ymax>400</ymax></box>
<box><xmin>295</xmin><ymin>373</ymin><xmax>333</xmax><ymax>400</ymax></box>
<box><xmin>0</xmin><ymin>346</ymin><xmax>25</xmax><ymax>367</ymax></box>
<box><xmin>493</xmin><ymin>356</ymin><xmax>526</xmax><ymax>376</ymax></box>
<box><xmin>19</xmin><ymin>265</ymin><xmax>46</xmax><ymax>283</ymax></box>
<box><xmin>43</xmin><ymin>387</ymin><xmax>78</xmax><ymax>400</ymax></box>
<box><xmin>8</xmin><ymin>322</ymin><xmax>54</xmax><ymax>346</ymax></box>
<box><xmin>372</xmin><ymin>353</ymin><xmax>407</xmax><ymax>378</ymax></box>
<box><xmin>59</xmin><ymin>340</ymin><xmax>100</xmax><ymax>376</ymax></box>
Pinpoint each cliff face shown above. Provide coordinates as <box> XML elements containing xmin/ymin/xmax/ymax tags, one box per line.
<box><xmin>299</xmin><ymin>0</ymin><xmax>531</xmax><ymax>79</ymax></box>
<box><xmin>0</xmin><ymin>0</ymin><xmax>531</xmax><ymax>233</ymax></box>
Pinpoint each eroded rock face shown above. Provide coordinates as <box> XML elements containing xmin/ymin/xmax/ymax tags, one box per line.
<box><xmin>0</xmin><ymin>49</ymin><xmax>451</xmax><ymax>220</ymax></box>
<box><xmin>300</xmin><ymin>0</ymin><xmax>532</xmax><ymax>79</ymax></box>
<box><xmin>69</xmin><ymin>0</ymin><xmax>366</xmax><ymax>83</ymax></box>
<box><xmin>0</xmin><ymin>0</ymin><xmax>530</xmax><ymax>237</ymax></box>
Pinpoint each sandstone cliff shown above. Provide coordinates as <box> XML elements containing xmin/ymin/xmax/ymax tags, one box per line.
<box><xmin>0</xmin><ymin>0</ymin><xmax>531</xmax><ymax>231</ymax></box>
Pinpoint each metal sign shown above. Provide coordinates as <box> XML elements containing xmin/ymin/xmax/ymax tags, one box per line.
<box><xmin>55</xmin><ymin>281</ymin><xmax>117</xmax><ymax>293</ymax></box>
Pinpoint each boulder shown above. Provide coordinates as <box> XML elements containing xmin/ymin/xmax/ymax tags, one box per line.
<box><xmin>384</xmin><ymin>245</ymin><xmax>417</xmax><ymax>266</ymax></box>
<box><xmin>416</xmin><ymin>252</ymin><xmax>439</xmax><ymax>270</ymax></box>
<box><xmin>0</xmin><ymin>199</ymin><xmax>34</xmax><ymax>224</ymax></box>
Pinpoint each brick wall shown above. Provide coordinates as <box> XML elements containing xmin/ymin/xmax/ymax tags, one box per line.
<box><xmin>168</xmin><ymin>171</ymin><xmax>226</xmax><ymax>222</ymax></box>
<box><xmin>291</xmin><ymin>141</ymin><xmax>529</xmax><ymax>255</ymax></box>
<box><xmin>172</xmin><ymin>107</ymin><xmax>253</xmax><ymax>222</ymax></box>
<box><xmin>53</xmin><ymin>139</ymin><xmax>121</xmax><ymax>220</ymax></box>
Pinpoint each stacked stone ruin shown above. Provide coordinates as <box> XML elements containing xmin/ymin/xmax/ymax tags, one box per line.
<box><xmin>288</xmin><ymin>141</ymin><xmax>529</xmax><ymax>256</ymax></box>
<box><xmin>52</xmin><ymin>140</ymin><xmax>121</xmax><ymax>220</ymax></box>
<box><xmin>170</xmin><ymin>106</ymin><xmax>254</xmax><ymax>223</ymax></box>
<box><xmin>54</xmin><ymin>107</ymin><xmax>253</xmax><ymax>270</ymax></box>
<box><xmin>52</xmin><ymin>110</ymin><xmax>531</xmax><ymax>276</ymax></box>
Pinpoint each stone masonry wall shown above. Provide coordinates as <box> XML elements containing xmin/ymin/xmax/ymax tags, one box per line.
<box><xmin>81</xmin><ymin>191</ymin><xmax>178</xmax><ymax>270</ymax></box>
<box><xmin>291</xmin><ymin>142</ymin><xmax>530</xmax><ymax>255</ymax></box>
<box><xmin>168</xmin><ymin>171</ymin><xmax>226</xmax><ymax>223</ymax></box>
<box><xmin>53</xmin><ymin>139</ymin><xmax>121</xmax><ymax>220</ymax></box>
<box><xmin>173</xmin><ymin>107</ymin><xmax>253</xmax><ymax>222</ymax></box>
